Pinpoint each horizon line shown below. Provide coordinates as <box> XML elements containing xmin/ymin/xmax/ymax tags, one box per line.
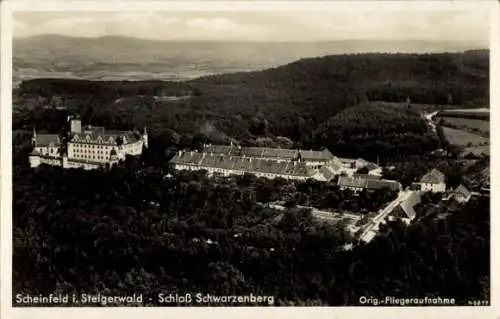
<box><xmin>13</xmin><ymin>33</ymin><xmax>490</xmax><ymax>46</ymax></box>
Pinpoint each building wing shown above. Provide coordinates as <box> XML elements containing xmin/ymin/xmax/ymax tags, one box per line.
<box><xmin>35</xmin><ymin>134</ymin><xmax>61</xmax><ymax>146</ymax></box>
<box><xmin>338</xmin><ymin>176</ymin><xmax>367</xmax><ymax>189</ymax></box>
<box><xmin>421</xmin><ymin>168</ymin><xmax>446</xmax><ymax>184</ymax></box>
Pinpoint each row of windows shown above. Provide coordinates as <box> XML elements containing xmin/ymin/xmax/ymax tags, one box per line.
<box><xmin>73</xmin><ymin>154</ymin><xmax>110</xmax><ymax>161</ymax></box>
<box><xmin>73</xmin><ymin>149</ymin><xmax>110</xmax><ymax>154</ymax></box>
<box><xmin>37</xmin><ymin>147</ymin><xmax>59</xmax><ymax>156</ymax></box>
<box><xmin>72</xmin><ymin>144</ymin><xmax>112</xmax><ymax>150</ymax></box>
<box><xmin>71</xmin><ymin>142</ymin><xmax>141</xmax><ymax>150</ymax></box>
<box><xmin>177</xmin><ymin>165</ymin><xmax>305</xmax><ymax>180</ymax></box>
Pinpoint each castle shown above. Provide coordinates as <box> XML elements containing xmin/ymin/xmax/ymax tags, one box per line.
<box><xmin>29</xmin><ymin>116</ymin><xmax>148</xmax><ymax>170</ymax></box>
<box><xmin>170</xmin><ymin>144</ymin><xmax>347</xmax><ymax>181</ymax></box>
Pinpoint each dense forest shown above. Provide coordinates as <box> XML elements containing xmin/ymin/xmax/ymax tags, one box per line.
<box><xmin>13</xmin><ymin>162</ymin><xmax>489</xmax><ymax>306</ymax></box>
<box><xmin>12</xmin><ymin>51</ymin><xmax>490</xmax><ymax>306</ymax></box>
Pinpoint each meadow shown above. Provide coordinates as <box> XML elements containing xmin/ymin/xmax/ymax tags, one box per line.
<box><xmin>442</xmin><ymin>126</ymin><xmax>489</xmax><ymax>148</ymax></box>
<box><xmin>437</xmin><ymin>116</ymin><xmax>489</xmax><ymax>135</ymax></box>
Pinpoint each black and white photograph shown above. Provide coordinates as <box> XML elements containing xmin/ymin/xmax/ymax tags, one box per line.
<box><xmin>2</xmin><ymin>0</ymin><xmax>497</xmax><ymax>315</ymax></box>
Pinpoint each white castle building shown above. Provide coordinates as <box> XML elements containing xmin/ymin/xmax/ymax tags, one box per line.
<box><xmin>29</xmin><ymin>116</ymin><xmax>148</xmax><ymax>170</ymax></box>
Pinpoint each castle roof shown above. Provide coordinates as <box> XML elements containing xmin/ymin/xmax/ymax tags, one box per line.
<box><xmin>34</xmin><ymin>134</ymin><xmax>61</xmax><ymax>147</ymax></box>
<box><xmin>421</xmin><ymin>168</ymin><xmax>446</xmax><ymax>184</ymax></box>
<box><xmin>203</xmin><ymin>145</ymin><xmax>334</xmax><ymax>162</ymax></box>
<box><xmin>70</xmin><ymin>127</ymin><xmax>141</xmax><ymax>145</ymax></box>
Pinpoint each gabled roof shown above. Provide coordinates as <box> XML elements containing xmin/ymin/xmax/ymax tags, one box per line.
<box><xmin>454</xmin><ymin>184</ymin><xmax>471</xmax><ymax>197</ymax></box>
<box><xmin>421</xmin><ymin>168</ymin><xmax>445</xmax><ymax>184</ymax></box>
<box><xmin>338</xmin><ymin>176</ymin><xmax>400</xmax><ymax>191</ymax></box>
<box><xmin>35</xmin><ymin>134</ymin><xmax>61</xmax><ymax>146</ymax></box>
<box><xmin>319</xmin><ymin>166</ymin><xmax>336</xmax><ymax>181</ymax></box>
<box><xmin>366</xmin><ymin>179</ymin><xmax>401</xmax><ymax>191</ymax></box>
<box><xmin>353</xmin><ymin>173</ymin><xmax>381</xmax><ymax>180</ymax></box>
<box><xmin>328</xmin><ymin>157</ymin><xmax>344</xmax><ymax>171</ymax></box>
<box><xmin>70</xmin><ymin>129</ymin><xmax>141</xmax><ymax>145</ymax></box>
<box><xmin>356</xmin><ymin>158</ymin><xmax>379</xmax><ymax>170</ymax></box>
<box><xmin>397</xmin><ymin>192</ymin><xmax>421</xmax><ymax>220</ymax></box>
<box><xmin>170</xmin><ymin>151</ymin><xmax>204</xmax><ymax>165</ymax></box>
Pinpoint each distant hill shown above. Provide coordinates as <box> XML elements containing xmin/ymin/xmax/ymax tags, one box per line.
<box><xmin>13</xmin><ymin>35</ymin><xmax>488</xmax><ymax>85</ymax></box>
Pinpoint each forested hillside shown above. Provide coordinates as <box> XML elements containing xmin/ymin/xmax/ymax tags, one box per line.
<box><xmin>12</xmin><ymin>51</ymin><xmax>490</xmax><ymax>306</ymax></box>
<box><xmin>13</xmin><ymin>165</ymin><xmax>489</xmax><ymax>306</ymax></box>
<box><xmin>14</xmin><ymin>51</ymin><xmax>489</xmax><ymax>163</ymax></box>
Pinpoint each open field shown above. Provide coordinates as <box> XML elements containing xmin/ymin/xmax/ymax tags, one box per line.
<box><xmin>442</xmin><ymin>108</ymin><xmax>489</xmax><ymax>113</ymax></box>
<box><xmin>438</xmin><ymin>108</ymin><xmax>489</xmax><ymax>120</ymax></box>
<box><xmin>373</xmin><ymin>101</ymin><xmax>455</xmax><ymax>113</ymax></box>
<box><xmin>437</xmin><ymin>117</ymin><xmax>489</xmax><ymax>135</ymax></box>
<box><xmin>442</xmin><ymin>126</ymin><xmax>489</xmax><ymax>147</ymax></box>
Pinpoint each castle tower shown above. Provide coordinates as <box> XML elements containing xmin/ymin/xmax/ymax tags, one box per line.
<box><xmin>32</xmin><ymin>127</ymin><xmax>37</xmax><ymax>146</ymax></box>
<box><xmin>110</xmin><ymin>148</ymin><xmax>118</xmax><ymax>163</ymax></box>
<box><xmin>143</xmin><ymin>126</ymin><xmax>149</xmax><ymax>149</ymax></box>
<box><xmin>70</xmin><ymin>116</ymin><xmax>82</xmax><ymax>133</ymax></box>
<box><xmin>28</xmin><ymin>152</ymin><xmax>41</xmax><ymax>168</ymax></box>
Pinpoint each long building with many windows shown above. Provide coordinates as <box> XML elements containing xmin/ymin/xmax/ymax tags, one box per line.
<box><xmin>29</xmin><ymin>116</ymin><xmax>148</xmax><ymax>170</ymax></box>
<box><xmin>170</xmin><ymin>144</ymin><xmax>344</xmax><ymax>181</ymax></box>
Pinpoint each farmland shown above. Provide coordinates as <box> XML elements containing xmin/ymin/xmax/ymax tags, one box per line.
<box><xmin>437</xmin><ymin>117</ymin><xmax>489</xmax><ymax>136</ymax></box>
<box><xmin>442</xmin><ymin>127</ymin><xmax>488</xmax><ymax>146</ymax></box>
<box><xmin>433</xmin><ymin>106</ymin><xmax>490</xmax><ymax>157</ymax></box>
<box><xmin>442</xmin><ymin>108</ymin><xmax>489</xmax><ymax>113</ymax></box>
<box><xmin>437</xmin><ymin>108</ymin><xmax>489</xmax><ymax>121</ymax></box>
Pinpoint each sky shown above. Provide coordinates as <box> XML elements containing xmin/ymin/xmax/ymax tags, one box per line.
<box><xmin>13</xmin><ymin>10</ymin><xmax>490</xmax><ymax>44</ymax></box>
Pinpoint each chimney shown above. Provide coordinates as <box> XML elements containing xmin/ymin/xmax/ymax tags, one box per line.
<box><xmin>178</xmin><ymin>150</ymin><xmax>183</xmax><ymax>156</ymax></box>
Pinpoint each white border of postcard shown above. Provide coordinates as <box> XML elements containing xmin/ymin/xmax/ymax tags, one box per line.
<box><xmin>1</xmin><ymin>1</ymin><xmax>499</xmax><ymax>319</ymax></box>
